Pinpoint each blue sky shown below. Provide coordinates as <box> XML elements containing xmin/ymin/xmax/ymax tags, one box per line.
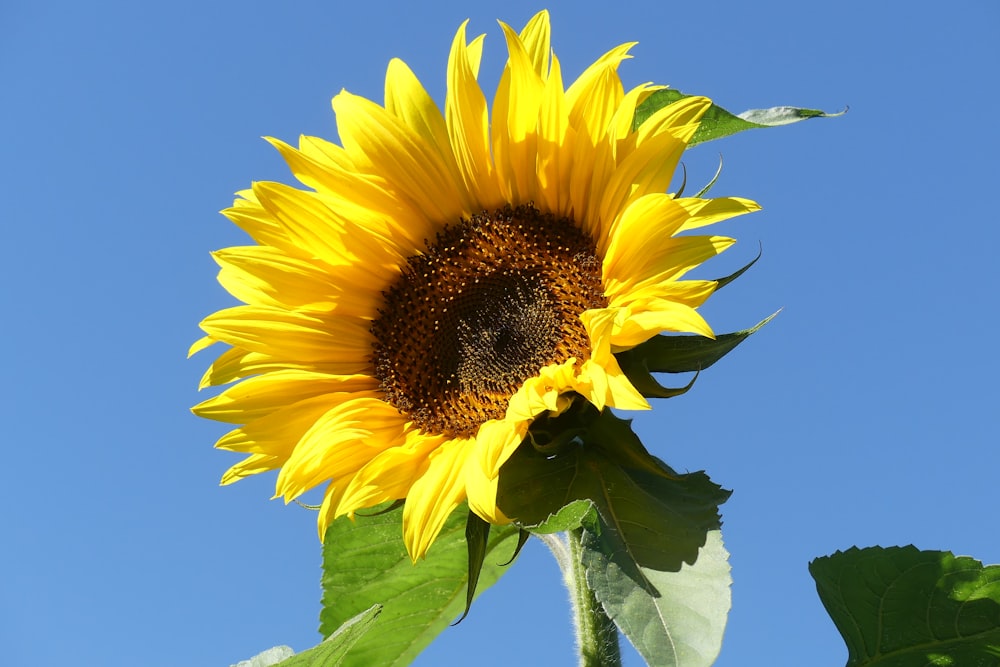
<box><xmin>3</xmin><ymin>1</ymin><xmax>997</xmax><ymax>665</ymax></box>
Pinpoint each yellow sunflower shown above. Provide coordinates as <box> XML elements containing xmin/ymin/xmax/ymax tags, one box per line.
<box><xmin>191</xmin><ymin>10</ymin><xmax>759</xmax><ymax>561</ymax></box>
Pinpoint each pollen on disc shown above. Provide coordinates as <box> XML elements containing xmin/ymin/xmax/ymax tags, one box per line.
<box><xmin>370</xmin><ymin>204</ymin><xmax>606</xmax><ymax>437</ymax></box>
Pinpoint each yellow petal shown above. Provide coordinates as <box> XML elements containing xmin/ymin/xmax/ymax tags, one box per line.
<box><xmin>463</xmin><ymin>418</ymin><xmax>524</xmax><ymax>524</ymax></box>
<box><xmin>267</xmin><ymin>136</ymin><xmax>431</xmax><ymax>256</ymax></box>
<box><xmin>187</xmin><ymin>335</ymin><xmax>217</xmax><ymax>358</ymax></box>
<box><xmin>578</xmin><ymin>308</ymin><xmax>650</xmax><ymax>410</ymax></box>
<box><xmin>674</xmin><ymin>196</ymin><xmax>762</xmax><ymax>233</ymax></box>
<box><xmin>193</xmin><ymin>370</ymin><xmax>377</xmax><ymax>424</ymax></box>
<box><xmin>402</xmin><ymin>437</ymin><xmax>472</xmax><ymax>560</ymax></box>
<box><xmin>610</xmin><ymin>300</ymin><xmax>715</xmax><ymax>347</ymax></box>
<box><xmin>493</xmin><ymin>21</ymin><xmax>545</xmax><ymax>203</ymax></box>
<box><xmin>446</xmin><ymin>22</ymin><xmax>502</xmax><ymax>210</ymax></box>
<box><xmin>332</xmin><ymin>429</ymin><xmax>447</xmax><ymax>517</ymax></box>
<box><xmin>215</xmin><ymin>395</ymin><xmax>349</xmax><ymax>455</ymax></box>
<box><xmin>276</xmin><ymin>397</ymin><xmax>408</xmax><ymax>501</ymax></box>
<box><xmin>199</xmin><ymin>305</ymin><xmax>372</xmax><ymax>370</ymax></box>
<box><xmin>252</xmin><ymin>180</ymin><xmax>404</xmax><ymax>279</ymax></box>
<box><xmin>610</xmin><ymin>280</ymin><xmax>717</xmax><ymax>311</ymax></box>
<box><xmin>635</xmin><ymin>94</ymin><xmax>711</xmax><ymax>146</ymax></box>
<box><xmin>598</xmin><ymin>125</ymin><xmax>689</xmax><ymax>229</ymax></box>
<box><xmin>601</xmin><ymin>193</ymin><xmax>688</xmax><ymax>270</ymax></box>
<box><xmin>212</xmin><ymin>246</ymin><xmax>378</xmax><ymax>316</ymax></box>
<box><xmin>604</xmin><ymin>236</ymin><xmax>736</xmax><ymax>297</ymax></box>
<box><xmin>506</xmin><ymin>359</ymin><xmax>578</xmax><ymax>421</ymax></box>
<box><xmin>536</xmin><ymin>53</ymin><xmax>571</xmax><ymax>216</ymax></box>
<box><xmin>221</xmin><ymin>194</ymin><xmax>290</xmax><ymax>251</ymax></box>
<box><xmin>579</xmin><ymin>357</ymin><xmax>651</xmax><ymax>411</ymax></box>
<box><xmin>383</xmin><ymin>58</ymin><xmax>476</xmax><ymax>216</ymax></box>
<box><xmin>198</xmin><ymin>346</ymin><xmax>330</xmax><ymax>390</ymax></box>
<box><xmin>220</xmin><ymin>453</ymin><xmax>287</xmax><ymax>485</ymax></box>
<box><xmin>384</xmin><ymin>59</ymin><xmax>450</xmax><ymax>159</ymax></box>
<box><xmin>296</xmin><ymin>134</ymin><xmax>357</xmax><ymax>171</ymax></box>
<box><xmin>566</xmin><ymin>42</ymin><xmax>635</xmax><ymax>141</ymax></box>
<box><xmin>333</xmin><ymin>91</ymin><xmax>465</xmax><ymax>225</ymax></box>
<box><xmin>517</xmin><ymin>10</ymin><xmax>551</xmax><ymax>78</ymax></box>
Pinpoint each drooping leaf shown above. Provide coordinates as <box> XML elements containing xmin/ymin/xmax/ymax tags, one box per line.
<box><xmin>810</xmin><ymin>546</ymin><xmax>1000</xmax><ymax>667</ymax></box>
<box><xmin>500</xmin><ymin>529</ymin><xmax>531</xmax><ymax>566</ymax></box>
<box><xmin>585</xmin><ymin>530</ymin><xmax>731</xmax><ymax>667</ymax></box>
<box><xmin>612</xmin><ymin>365</ymin><xmax>698</xmax><ymax>401</ymax></box>
<box><xmin>498</xmin><ymin>405</ymin><xmax>729</xmax><ymax>590</ymax></box>
<box><xmin>458</xmin><ymin>511</ymin><xmax>491</xmax><ymax>624</ymax></box>
<box><xmin>615</xmin><ymin>313</ymin><xmax>777</xmax><ymax>399</ymax></box>
<box><xmin>272</xmin><ymin>606</ymin><xmax>382</xmax><ymax>667</ymax></box>
<box><xmin>318</xmin><ymin>503</ymin><xmax>520</xmax><ymax>667</ymax></box>
<box><xmin>634</xmin><ymin>88</ymin><xmax>844</xmax><ymax>145</ymax></box>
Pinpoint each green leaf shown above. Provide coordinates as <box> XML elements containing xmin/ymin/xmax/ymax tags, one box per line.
<box><xmin>584</xmin><ymin>530</ymin><xmax>731</xmax><ymax>667</ymax></box>
<box><xmin>523</xmin><ymin>498</ymin><xmax>596</xmax><ymax>535</ymax></box>
<box><xmin>272</xmin><ymin>606</ymin><xmax>382</xmax><ymax>667</ymax></box>
<box><xmin>633</xmin><ymin>88</ymin><xmax>844</xmax><ymax>145</ymax></box>
<box><xmin>615</xmin><ymin>313</ymin><xmax>777</xmax><ymax>398</ymax></box>
<box><xmin>458</xmin><ymin>511</ymin><xmax>491</xmax><ymax>624</ymax></box>
<box><xmin>712</xmin><ymin>245</ymin><xmax>761</xmax><ymax>292</ymax></box>
<box><xmin>810</xmin><ymin>546</ymin><xmax>1000</xmax><ymax>667</ymax></box>
<box><xmin>318</xmin><ymin>503</ymin><xmax>520</xmax><ymax>667</ymax></box>
<box><xmin>498</xmin><ymin>405</ymin><xmax>729</xmax><ymax>588</ymax></box>
<box><xmin>233</xmin><ymin>646</ymin><xmax>295</xmax><ymax>667</ymax></box>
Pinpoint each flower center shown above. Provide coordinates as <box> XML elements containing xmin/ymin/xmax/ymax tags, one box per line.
<box><xmin>370</xmin><ymin>204</ymin><xmax>607</xmax><ymax>438</ymax></box>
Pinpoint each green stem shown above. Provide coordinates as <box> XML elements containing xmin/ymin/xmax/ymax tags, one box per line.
<box><xmin>542</xmin><ymin>529</ymin><xmax>622</xmax><ymax>667</ymax></box>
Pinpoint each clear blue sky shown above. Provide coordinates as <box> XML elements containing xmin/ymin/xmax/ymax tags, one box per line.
<box><xmin>3</xmin><ymin>1</ymin><xmax>997</xmax><ymax>665</ymax></box>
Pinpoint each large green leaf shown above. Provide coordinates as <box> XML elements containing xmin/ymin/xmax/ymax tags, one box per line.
<box><xmin>498</xmin><ymin>404</ymin><xmax>729</xmax><ymax>590</ymax></box>
<box><xmin>810</xmin><ymin>546</ymin><xmax>1000</xmax><ymax>667</ymax></box>
<box><xmin>585</xmin><ymin>530</ymin><xmax>731</xmax><ymax>667</ymax></box>
<box><xmin>634</xmin><ymin>88</ymin><xmax>844</xmax><ymax>145</ymax></box>
<box><xmin>317</xmin><ymin>504</ymin><xmax>520</xmax><ymax>667</ymax></box>
<box><xmin>270</xmin><ymin>606</ymin><xmax>382</xmax><ymax>667</ymax></box>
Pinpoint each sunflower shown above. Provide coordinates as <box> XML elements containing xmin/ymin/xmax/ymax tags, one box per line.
<box><xmin>191</xmin><ymin>10</ymin><xmax>759</xmax><ymax>561</ymax></box>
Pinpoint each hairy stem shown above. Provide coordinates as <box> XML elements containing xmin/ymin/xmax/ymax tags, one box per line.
<box><xmin>542</xmin><ymin>529</ymin><xmax>621</xmax><ymax>667</ymax></box>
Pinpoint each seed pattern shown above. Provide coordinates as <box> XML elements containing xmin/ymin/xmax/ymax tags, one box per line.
<box><xmin>370</xmin><ymin>204</ymin><xmax>606</xmax><ymax>437</ymax></box>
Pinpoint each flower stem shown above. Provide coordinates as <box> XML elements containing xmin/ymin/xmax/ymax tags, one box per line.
<box><xmin>542</xmin><ymin>529</ymin><xmax>622</xmax><ymax>667</ymax></box>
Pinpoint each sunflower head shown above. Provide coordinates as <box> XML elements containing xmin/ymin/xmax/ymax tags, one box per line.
<box><xmin>191</xmin><ymin>10</ymin><xmax>759</xmax><ymax>561</ymax></box>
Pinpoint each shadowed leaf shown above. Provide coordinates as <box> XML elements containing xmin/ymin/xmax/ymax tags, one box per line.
<box><xmin>810</xmin><ymin>546</ymin><xmax>1000</xmax><ymax>666</ymax></box>
<box><xmin>498</xmin><ymin>405</ymin><xmax>729</xmax><ymax>590</ymax></box>
<box><xmin>458</xmin><ymin>511</ymin><xmax>491</xmax><ymax>624</ymax></box>
<box><xmin>616</xmin><ymin>313</ymin><xmax>776</xmax><ymax>399</ymax></box>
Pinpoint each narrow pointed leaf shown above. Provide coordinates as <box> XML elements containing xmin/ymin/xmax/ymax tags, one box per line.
<box><xmin>458</xmin><ymin>511</ymin><xmax>491</xmax><ymax>624</ymax></box>
<box><xmin>712</xmin><ymin>246</ymin><xmax>761</xmax><ymax>292</ymax></box>
<box><xmin>810</xmin><ymin>546</ymin><xmax>1000</xmax><ymax>666</ymax></box>
<box><xmin>615</xmin><ymin>367</ymin><xmax>698</xmax><ymax>401</ymax></box>
<box><xmin>634</xmin><ymin>88</ymin><xmax>844</xmax><ymax>145</ymax></box>
<box><xmin>273</xmin><ymin>605</ymin><xmax>382</xmax><ymax>667</ymax></box>
<box><xmin>584</xmin><ymin>530</ymin><xmax>732</xmax><ymax>667</ymax></box>
<box><xmin>616</xmin><ymin>313</ymin><xmax>777</xmax><ymax>391</ymax></box>
<box><xmin>693</xmin><ymin>155</ymin><xmax>723</xmax><ymax>198</ymax></box>
<box><xmin>318</xmin><ymin>503</ymin><xmax>519</xmax><ymax>667</ymax></box>
<box><xmin>499</xmin><ymin>529</ymin><xmax>531</xmax><ymax>566</ymax></box>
